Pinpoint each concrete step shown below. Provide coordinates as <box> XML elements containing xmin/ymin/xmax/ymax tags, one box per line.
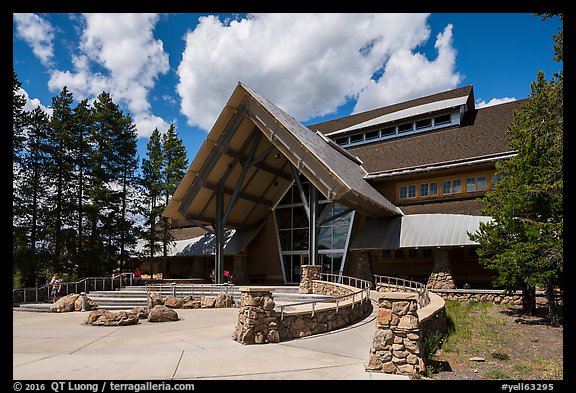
<box><xmin>15</xmin><ymin>286</ymin><xmax>335</xmax><ymax>312</ymax></box>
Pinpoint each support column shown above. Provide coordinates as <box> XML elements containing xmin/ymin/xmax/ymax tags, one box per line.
<box><xmin>215</xmin><ymin>187</ymin><xmax>225</xmax><ymax>284</ymax></box>
<box><xmin>308</xmin><ymin>186</ymin><xmax>318</xmax><ymax>266</ymax></box>
<box><xmin>426</xmin><ymin>248</ymin><xmax>457</xmax><ymax>289</ymax></box>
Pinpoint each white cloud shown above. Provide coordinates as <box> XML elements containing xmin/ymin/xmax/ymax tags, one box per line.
<box><xmin>475</xmin><ymin>97</ymin><xmax>516</xmax><ymax>108</ymax></box>
<box><xmin>176</xmin><ymin>13</ymin><xmax>462</xmax><ymax>131</ymax></box>
<box><xmin>47</xmin><ymin>13</ymin><xmax>170</xmax><ymax>137</ymax></box>
<box><xmin>13</xmin><ymin>13</ymin><xmax>55</xmax><ymax>67</ymax></box>
<box><xmin>353</xmin><ymin>24</ymin><xmax>461</xmax><ymax>113</ymax></box>
<box><xmin>17</xmin><ymin>87</ymin><xmax>53</xmax><ymax>117</ymax></box>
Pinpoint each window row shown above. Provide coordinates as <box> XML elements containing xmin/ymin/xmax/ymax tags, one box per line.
<box><xmin>399</xmin><ymin>174</ymin><xmax>500</xmax><ymax>200</ymax></box>
<box><xmin>334</xmin><ymin>113</ymin><xmax>455</xmax><ymax>148</ymax></box>
<box><xmin>382</xmin><ymin>249</ymin><xmax>433</xmax><ymax>259</ymax></box>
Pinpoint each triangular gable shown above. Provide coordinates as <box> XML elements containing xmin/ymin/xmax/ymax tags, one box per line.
<box><xmin>164</xmin><ymin>83</ymin><xmax>401</xmax><ymax>229</ymax></box>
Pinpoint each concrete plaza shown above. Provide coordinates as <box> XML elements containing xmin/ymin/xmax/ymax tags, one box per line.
<box><xmin>13</xmin><ymin>305</ymin><xmax>409</xmax><ymax>381</ymax></box>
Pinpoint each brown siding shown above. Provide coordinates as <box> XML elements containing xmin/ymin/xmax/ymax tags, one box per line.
<box><xmin>246</xmin><ymin>212</ymin><xmax>284</xmax><ymax>282</ymax></box>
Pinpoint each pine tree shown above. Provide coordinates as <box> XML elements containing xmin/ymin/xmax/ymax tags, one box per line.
<box><xmin>469</xmin><ymin>15</ymin><xmax>562</xmax><ymax>324</ymax></box>
<box><xmin>469</xmin><ymin>71</ymin><xmax>563</xmax><ymax>321</ymax></box>
<box><xmin>13</xmin><ymin>70</ymin><xmax>27</xmax><ymax>179</ymax></box>
<box><xmin>70</xmin><ymin>99</ymin><xmax>93</xmax><ymax>275</ymax></box>
<box><xmin>45</xmin><ymin>87</ymin><xmax>77</xmax><ymax>275</ymax></box>
<box><xmin>140</xmin><ymin>128</ymin><xmax>164</xmax><ymax>271</ymax></box>
<box><xmin>15</xmin><ymin>107</ymin><xmax>52</xmax><ymax>286</ymax></box>
<box><xmin>160</xmin><ymin>124</ymin><xmax>188</xmax><ymax>274</ymax></box>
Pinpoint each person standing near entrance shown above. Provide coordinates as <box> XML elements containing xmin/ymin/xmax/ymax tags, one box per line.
<box><xmin>49</xmin><ymin>273</ymin><xmax>62</xmax><ymax>302</ymax></box>
<box><xmin>134</xmin><ymin>267</ymin><xmax>142</xmax><ymax>285</ymax></box>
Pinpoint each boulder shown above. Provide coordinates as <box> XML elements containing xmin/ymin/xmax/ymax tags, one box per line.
<box><xmin>85</xmin><ymin>309</ymin><xmax>139</xmax><ymax>326</ymax></box>
<box><xmin>148</xmin><ymin>305</ymin><xmax>179</xmax><ymax>322</ymax></box>
<box><xmin>215</xmin><ymin>293</ymin><xmax>234</xmax><ymax>308</ymax></box>
<box><xmin>148</xmin><ymin>291</ymin><xmax>164</xmax><ymax>307</ymax></box>
<box><xmin>164</xmin><ymin>297</ymin><xmax>185</xmax><ymax>308</ymax></box>
<box><xmin>73</xmin><ymin>295</ymin><xmax>97</xmax><ymax>311</ymax></box>
<box><xmin>201</xmin><ymin>296</ymin><xmax>217</xmax><ymax>308</ymax></box>
<box><xmin>51</xmin><ymin>293</ymin><xmax>80</xmax><ymax>313</ymax></box>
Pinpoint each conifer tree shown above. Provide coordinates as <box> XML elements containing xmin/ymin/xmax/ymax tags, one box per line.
<box><xmin>140</xmin><ymin>128</ymin><xmax>164</xmax><ymax>269</ymax></box>
<box><xmin>469</xmin><ymin>15</ymin><xmax>562</xmax><ymax>324</ymax></box>
<box><xmin>14</xmin><ymin>107</ymin><xmax>52</xmax><ymax>286</ymax></box>
<box><xmin>160</xmin><ymin>124</ymin><xmax>188</xmax><ymax>274</ymax></box>
<box><xmin>45</xmin><ymin>87</ymin><xmax>76</xmax><ymax>274</ymax></box>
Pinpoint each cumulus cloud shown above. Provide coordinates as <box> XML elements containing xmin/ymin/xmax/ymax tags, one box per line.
<box><xmin>353</xmin><ymin>24</ymin><xmax>461</xmax><ymax>113</ymax></box>
<box><xmin>13</xmin><ymin>13</ymin><xmax>55</xmax><ymax>67</ymax></box>
<box><xmin>47</xmin><ymin>13</ymin><xmax>171</xmax><ymax>137</ymax></box>
<box><xmin>17</xmin><ymin>87</ymin><xmax>53</xmax><ymax>117</ymax></box>
<box><xmin>177</xmin><ymin>13</ymin><xmax>461</xmax><ymax>131</ymax></box>
<box><xmin>475</xmin><ymin>97</ymin><xmax>516</xmax><ymax>108</ymax></box>
<box><xmin>178</xmin><ymin>13</ymin><xmax>435</xmax><ymax>130</ymax></box>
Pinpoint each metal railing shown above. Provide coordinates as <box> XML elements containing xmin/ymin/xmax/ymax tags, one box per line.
<box><xmin>145</xmin><ymin>282</ymin><xmax>236</xmax><ymax>299</ymax></box>
<box><xmin>278</xmin><ymin>273</ymin><xmax>372</xmax><ymax>321</ymax></box>
<box><xmin>12</xmin><ymin>273</ymin><xmax>134</xmax><ymax>305</ymax></box>
<box><xmin>373</xmin><ymin>274</ymin><xmax>430</xmax><ymax>308</ymax></box>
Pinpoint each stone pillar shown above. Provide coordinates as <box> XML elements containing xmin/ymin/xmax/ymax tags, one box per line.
<box><xmin>233</xmin><ymin>288</ymin><xmax>279</xmax><ymax>344</ymax></box>
<box><xmin>299</xmin><ymin>265</ymin><xmax>321</xmax><ymax>294</ymax></box>
<box><xmin>426</xmin><ymin>248</ymin><xmax>457</xmax><ymax>289</ymax></box>
<box><xmin>347</xmin><ymin>251</ymin><xmax>373</xmax><ymax>283</ymax></box>
<box><xmin>367</xmin><ymin>292</ymin><xmax>425</xmax><ymax>375</ymax></box>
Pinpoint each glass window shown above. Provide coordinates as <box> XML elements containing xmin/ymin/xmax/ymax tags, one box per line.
<box><xmin>350</xmin><ymin>134</ymin><xmax>364</xmax><ymax>143</ymax></box>
<box><xmin>420</xmin><ymin>183</ymin><xmax>429</xmax><ymax>197</ymax></box>
<box><xmin>407</xmin><ymin>185</ymin><xmax>416</xmax><ymax>198</ymax></box>
<box><xmin>415</xmin><ymin>118</ymin><xmax>432</xmax><ymax>129</ymax></box>
<box><xmin>395</xmin><ymin>250</ymin><xmax>404</xmax><ymax>258</ymax></box>
<box><xmin>452</xmin><ymin>179</ymin><xmax>461</xmax><ymax>193</ymax></box>
<box><xmin>399</xmin><ymin>186</ymin><xmax>407</xmax><ymax>199</ymax></box>
<box><xmin>365</xmin><ymin>130</ymin><xmax>379</xmax><ymax>140</ymax></box>
<box><xmin>408</xmin><ymin>249</ymin><xmax>418</xmax><ymax>258</ymax></box>
<box><xmin>398</xmin><ymin>123</ymin><xmax>413</xmax><ymax>133</ymax></box>
<box><xmin>466</xmin><ymin>177</ymin><xmax>476</xmax><ymax>192</ymax></box>
<box><xmin>335</xmin><ymin>137</ymin><xmax>348</xmax><ymax>146</ymax></box>
<box><xmin>429</xmin><ymin>182</ymin><xmax>438</xmax><ymax>196</ymax></box>
<box><xmin>491</xmin><ymin>174</ymin><xmax>501</xmax><ymax>189</ymax></box>
<box><xmin>442</xmin><ymin>180</ymin><xmax>451</xmax><ymax>194</ymax></box>
<box><xmin>434</xmin><ymin>114</ymin><xmax>451</xmax><ymax>125</ymax></box>
<box><xmin>423</xmin><ymin>249</ymin><xmax>432</xmax><ymax>258</ymax></box>
<box><xmin>382</xmin><ymin>250</ymin><xmax>392</xmax><ymax>258</ymax></box>
<box><xmin>477</xmin><ymin>175</ymin><xmax>487</xmax><ymax>191</ymax></box>
<box><xmin>381</xmin><ymin>127</ymin><xmax>395</xmax><ymax>136</ymax></box>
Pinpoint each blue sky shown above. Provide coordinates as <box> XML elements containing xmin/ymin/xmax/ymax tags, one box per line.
<box><xmin>12</xmin><ymin>13</ymin><xmax>563</xmax><ymax>166</ymax></box>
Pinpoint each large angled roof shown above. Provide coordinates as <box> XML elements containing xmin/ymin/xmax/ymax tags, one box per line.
<box><xmin>163</xmin><ymin>83</ymin><xmax>402</xmax><ymax>229</ymax></box>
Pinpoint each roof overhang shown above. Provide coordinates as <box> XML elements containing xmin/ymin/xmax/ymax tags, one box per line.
<box><xmin>350</xmin><ymin>214</ymin><xmax>493</xmax><ymax>250</ymax></box>
<box><xmin>163</xmin><ymin>83</ymin><xmax>402</xmax><ymax>229</ymax></box>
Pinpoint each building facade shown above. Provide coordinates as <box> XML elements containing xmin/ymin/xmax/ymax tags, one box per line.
<box><xmin>162</xmin><ymin>83</ymin><xmax>525</xmax><ymax>289</ymax></box>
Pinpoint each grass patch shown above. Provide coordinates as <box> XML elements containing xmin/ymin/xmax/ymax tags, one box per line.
<box><xmin>430</xmin><ymin>300</ymin><xmax>563</xmax><ymax>380</ymax></box>
<box><xmin>484</xmin><ymin>370</ymin><xmax>512</xmax><ymax>380</ymax></box>
<box><xmin>440</xmin><ymin>300</ymin><xmax>507</xmax><ymax>354</ymax></box>
<box><xmin>492</xmin><ymin>352</ymin><xmax>510</xmax><ymax>361</ymax></box>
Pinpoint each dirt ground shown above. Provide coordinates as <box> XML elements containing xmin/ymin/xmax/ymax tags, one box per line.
<box><xmin>429</xmin><ymin>303</ymin><xmax>564</xmax><ymax>381</ymax></box>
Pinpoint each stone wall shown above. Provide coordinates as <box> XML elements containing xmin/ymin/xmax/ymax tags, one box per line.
<box><xmin>432</xmin><ymin>290</ymin><xmax>523</xmax><ymax>305</ymax></box>
<box><xmin>233</xmin><ymin>280</ymin><xmax>372</xmax><ymax>344</ymax></box>
<box><xmin>366</xmin><ymin>293</ymin><xmax>425</xmax><ymax>375</ymax></box>
<box><xmin>311</xmin><ymin>280</ymin><xmax>354</xmax><ymax>299</ymax></box>
<box><xmin>278</xmin><ymin>298</ymin><xmax>372</xmax><ymax>340</ymax></box>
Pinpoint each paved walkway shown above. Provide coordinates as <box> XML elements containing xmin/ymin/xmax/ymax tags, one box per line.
<box><xmin>13</xmin><ymin>304</ymin><xmax>408</xmax><ymax>381</ymax></box>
